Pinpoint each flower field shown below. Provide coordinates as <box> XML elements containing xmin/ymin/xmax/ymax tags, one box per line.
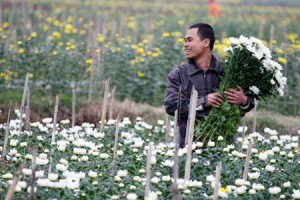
<box><xmin>0</xmin><ymin>113</ymin><xmax>300</xmax><ymax>199</ymax></box>
<box><xmin>0</xmin><ymin>0</ymin><xmax>300</xmax><ymax>199</ymax></box>
<box><xmin>0</xmin><ymin>0</ymin><xmax>300</xmax><ymax>115</ymax></box>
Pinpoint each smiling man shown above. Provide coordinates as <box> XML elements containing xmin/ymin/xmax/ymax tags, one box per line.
<box><xmin>164</xmin><ymin>23</ymin><xmax>255</xmax><ymax>148</ymax></box>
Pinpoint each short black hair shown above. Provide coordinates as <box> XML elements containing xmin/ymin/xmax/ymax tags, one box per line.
<box><xmin>189</xmin><ymin>23</ymin><xmax>215</xmax><ymax>51</ymax></box>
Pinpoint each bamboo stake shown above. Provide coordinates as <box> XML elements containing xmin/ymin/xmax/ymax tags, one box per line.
<box><xmin>5</xmin><ymin>163</ymin><xmax>24</xmax><ymax>200</ymax></box>
<box><xmin>243</xmin><ymin>143</ymin><xmax>252</xmax><ymax>181</ymax></box>
<box><xmin>144</xmin><ymin>143</ymin><xmax>153</xmax><ymax>199</ymax></box>
<box><xmin>109</xmin><ymin>86</ymin><xmax>116</xmax><ymax>120</ymax></box>
<box><xmin>51</xmin><ymin>96</ymin><xmax>59</xmax><ymax>144</ymax></box>
<box><xmin>171</xmin><ymin>124</ymin><xmax>180</xmax><ymax>200</ymax></box>
<box><xmin>269</xmin><ymin>24</ymin><xmax>274</xmax><ymax>49</ymax></box>
<box><xmin>184</xmin><ymin>86</ymin><xmax>198</xmax><ymax>180</ymax></box>
<box><xmin>173</xmin><ymin>110</ymin><xmax>178</xmax><ymax>144</ymax></box>
<box><xmin>112</xmin><ymin>115</ymin><xmax>119</xmax><ymax>161</ymax></box>
<box><xmin>72</xmin><ymin>83</ymin><xmax>76</xmax><ymax>128</ymax></box>
<box><xmin>49</xmin><ymin>96</ymin><xmax>59</xmax><ymax>174</ymax></box>
<box><xmin>4</xmin><ymin>0</ymin><xmax>16</xmax><ymax>53</ymax></box>
<box><xmin>165</xmin><ymin>114</ymin><xmax>170</xmax><ymax>143</ymax></box>
<box><xmin>0</xmin><ymin>5</ymin><xmax>2</xmax><ymax>27</ymax></box>
<box><xmin>30</xmin><ymin>148</ymin><xmax>37</xmax><ymax>200</ymax></box>
<box><xmin>252</xmin><ymin>99</ymin><xmax>257</xmax><ymax>133</ymax></box>
<box><xmin>242</xmin><ymin>118</ymin><xmax>246</xmax><ymax>142</ymax></box>
<box><xmin>100</xmin><ymin>79</ymin><xmax>110</xmax><ymax>133</ymax></box>
<box><xmin>19</xmin><ymin>73</ymin><xmax>29</xmax><ymax>133</ymax></box>
<box><xmin>2</xmin><ymin>110</ymin><xmax>11</xmax><ymax>159</ymax></box>
<box><xmin>25</xmin><ymin>86</ymin><xmax>30</xmax><ymax>130</ymax></box>
<box><xmin>213</xmin><ymin>162</ymin><xmax>222</xmax><ymax>200</ymax></box>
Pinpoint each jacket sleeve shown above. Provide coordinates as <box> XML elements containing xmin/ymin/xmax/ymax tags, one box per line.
<box><xmin>164</xmin><ymin>68</ymin><xmax>190</xmax><ymax>118</ymax></box>
<box><xmin>240</xmin><ymin>95</ymin><xmax>255</xmax><ymax>113</ymax></box>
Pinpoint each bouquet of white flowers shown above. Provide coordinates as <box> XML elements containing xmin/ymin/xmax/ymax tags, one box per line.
<box><xmin>195</xmin><ymin>35</ymin><xmax>287</xmax><ymax>143</ymax></box>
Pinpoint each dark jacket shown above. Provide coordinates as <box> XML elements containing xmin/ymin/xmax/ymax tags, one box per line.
<box><xmin>164</xmin><ymin>56</ymin><xmax>254</xmax><ymax>147</ymax></box>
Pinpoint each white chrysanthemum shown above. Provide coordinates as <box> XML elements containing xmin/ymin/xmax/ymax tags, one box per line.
<box><xmin>48</xmin><ymin>173</ymin><xmax>58</xmax><ymax>181</ymax></box>
<box><xmin>207</xmin><ymin>141</ymin><xmax>215</xmax><ymax>147</ymax></box>
<box><xmin>42</xmin><ymin>118</ymin><xmax>52</xmax><ymax>124</ymax></box>
<box><xmin>265</xmin><ymin>165</ymin><xmax>275</xmax><ymax>172</ymax></box>
<box><xmin>249</xmin><ymin>86</ymin><xmax>260</xmax><ymax>95</ymax></box>
<box><xmin>292</xmin><ymin>190</ymin><xmax>300</xmax><ymax>199</ymax></box>
<box><xmin>248</xmin><ymin>172</ymin><xmax>260</xmax><ymax>180</ymax></box>
<box><xmin>162</xmin><ymin>175</ymin><xmax>171</xmax><ymax>182</ymax></box>
<box><xmin>268</xmin><ymin>186</ymin><xmax>281</xmax><ymax>195</ymax></box>
<box><xmin>230</xmin><ymin>37</ymin><xmax>240</xmax><ymax>46</ymax></box>
<box><xmin>126</xmin><ymin>193</ymin><xmax>137</xmax><ymax>200</ymax></box>
<box><xmin>117</xmin><ymin>170</ymin><xmax>128</xmax><ymax>177</ymax></box>
<box><xmin>283</xmin><ymin>181</ymin><xmax>291</xmax><ymax>188</ymax></box>
<box><xmin>162</xmin><ymin>159</ymin><xmax>174</xmax><ymax>167</ymax></box>
<box><xmin>88</xmin><ymin>170</ymin><xmax>98</xmax><ymax>178</ymax></box>
<box><xmin>258</xmin><ymin>153</ymin><xmax>268</xmax><ymax>160</ymax></box>
<box><xmin>56</xmin><ymin>163</ymin><xmax>68</xmax><ymax>172</ymax></box>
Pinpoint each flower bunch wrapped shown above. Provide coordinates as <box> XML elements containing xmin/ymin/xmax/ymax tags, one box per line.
<box><xmin>195</xmin><ymin>35</ymin><xmax>287</xmax><ymax>144</ymax></box>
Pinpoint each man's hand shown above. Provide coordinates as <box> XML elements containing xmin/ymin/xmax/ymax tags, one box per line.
<box><xmin>224</xmin><ymin>85</ymin><xmax>248</xmax><ymax>106</ymax></box>
<box><xmin>204</xmin><ymin>92</ymin><xmax>223</xmax><ymax>108</ymax></box>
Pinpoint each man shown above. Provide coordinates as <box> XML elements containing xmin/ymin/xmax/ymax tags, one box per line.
<box><xmin>164</xmin><ymin>23</ymin><xmax>255</xmax><ymax>148</ymax></box>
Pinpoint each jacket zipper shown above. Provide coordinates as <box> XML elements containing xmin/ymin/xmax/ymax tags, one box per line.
<box><xmin>203</xmin><ymin>71</ymin><xmax>208</xmax><ymax>94</ymax></box>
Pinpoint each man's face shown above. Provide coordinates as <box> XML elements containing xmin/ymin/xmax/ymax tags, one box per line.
<box><xmin>184</xmin><ymin>28</ymin><xmax>209</xmax><ymax>60</ymax></box>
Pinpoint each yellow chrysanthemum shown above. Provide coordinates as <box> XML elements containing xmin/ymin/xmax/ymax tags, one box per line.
<box><xmin>86</xmin><ymin>59</ymin><xmax>93</xmax><ymax>65</ymax></box>
<box><xmin>276</xmin><ymin>48</ymin><xmax>284</xmax><ymax>55</ymax></box>
<box><xmin>136</xmin><ymin>48</ymin><xmax>144</xmax><ymax>55</ymax></box>
<box><xmin>177</xmin><ymin>19</ymin><xmax>185</xmax><ymax>25</ymax></box>
<box><xmin>86</xmin><ymin>67</ymin><xmax>95</xmax><ymax>73</ymax></box>
<box><xmin>52</xmin><ymin>32</ymin><xmax>61</xmax><ymax>39</ymax></box>
<box><xmin>28</xmin><ymin>73</ymin><xmax>34</xmax><ymax>79</ymax></box>
<box><xmin>97</xmin><ymin>34</ymin><xmax>105</xmax><ymax>43</ymax></box>
<box><xmin>219</xmin><ymin>187</ymin><xmax>228</xmax><ymax>193</ymax></box>
<box><xmin>128</xmin><ymin>22</ymin><xmax>135</xmax><ymax>29</ymax></box>
<box><xmin>53</xmin><ymin>51</ymin><xmax>58</xmax><ymax>56</ymax></box>
<box><xmin>137</xmin><ymin>71</ymin><xmax>145</xmax><ymax>78</ymax></box>
<box><xmin>95</xmin><ymin>49</ymin><xmax>101</xmax><ymax>54</ymax></box>
<box><xmin>162</xmin><ymin>32</ymin><xmax>170</xmax><ymax>38</ymax></box>
<box><xmin>31</xmin><ymin>32</ymin><xmax>38</xmax><ymax>38</ymax></box>
<box><xmin>0</xmin><ymin>72</ymin><xmax>9</xmax><ymax>80</ymax></box>
<box><xmin>2</xmin><ymin>22</ymin><xmax>9</xmax><ymax>29</ymax></box>
<box><xmin>17</xmin><ymin>41</ymin><xmax>23</xmax><ymax>45</ymax></box>
<box><xmin>43</xmin><ymin>25</ymin><xmax>50</xmax><ymax>32</ymax></box>
<box><xmin>18</xmin><ymin>48</ymin><xmax>25</xmax><ymax>54</ymax></box>
<box><xmin>278</xmin><ymin>57</ymin><xmax>287</xmax><ymax>65</ymax></box>
<box><xmin>151</xmin><ymin>53</ymin><xmax>159</xmax><ymax>58</ymax></box>
<box><xmin>177</xmin><ymin>38</ymin><xmax>185</xmax><ymax>45</ymax></box>
<box><xmin>295</xmin><ymin>149</ymin><xmax>300</xmax><ymax>154</ymax></box>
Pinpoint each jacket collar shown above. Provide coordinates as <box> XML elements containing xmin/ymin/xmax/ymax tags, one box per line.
<box><xmin>185</xmin><ymin>56</ymin><xmax>222</xmax><ymax>75</ymax></box>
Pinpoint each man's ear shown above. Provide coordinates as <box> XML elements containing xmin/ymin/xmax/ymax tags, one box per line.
<box><xmin>203</xmin><ymin>38</ymin><xmax>210</xmax><ymax>48</ymax></box>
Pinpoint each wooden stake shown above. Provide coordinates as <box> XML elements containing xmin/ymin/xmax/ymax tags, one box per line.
<box><xmin>252</xmin><ymin>99</ymin><xmax>257</xmax><ymax>133</ymax></box>
<box><xmin>242</xmin><ymin>118</ymin><xmax>246</xmax><ymax>142</ymax></box>
<box><xmin>243</xmin><ymin>143</ymin><xmax>252</xmax><ymax>181</ymax></box>
<box><xmin>144</xmin><ymin>143</ymin><xmax>153</xmax><ymax>199</ymax></box>
<box><xmin>25</xmin><ymin>86</ymin><xmax>30</xmax><ymax>130</ymax></box>
<box><xmin>184</xmin><ymin>86</ymin><xmax>198</xmax><ymax>180</ymax></box>
<box><xmin>213</xmin><ymin>162</ymin><xmax>222</xmax><ymax>200</ymax></box>
<box><xmin>269</xmin><ymin>24</ymin><xmax>274</xmax><ymax>49</ymax></box>
<box><xmin>72</xmin><ymin>83</ymin><xmax>76</xmax><ymax>128</ymax></box>
<box><xmin>2</xmin><ymin>110</ymin><xmax>11</xmax><ymax>159</ymax></box>
<box><xmin>109</xmin><ymin>86</ymin><xmax>116</xmax><ymax>120</ymax></box>
<box><xmin>19</xmin><ymin>73</ymin><xmax>29</xmax><ymax>133</ymax></box>
<box><xmin>165</xmin><ymin>114</ymin><xmax>170</xmax><ymax>143</ymax></box>
<box><xmin>100</xmin><ymin>79</ymin><xmax>110</xmax><ymax>133</ymax></box>
<box><xmin>5</xmin><ymin>163</ymin><xmax>24</xmax><ymax>200</ymax></box>
<box><xmin>30</xmin><ymin>148</ymin><xmax>37</xmax><ymax>200</ymax></box>
<box><xmin>112</xmin><ymin>115</ymin><xmax>119</xmax><ymax>161</ymax></box>
<box><xmin>173</xmin><ymin>110</ymin><xmax>178</xmax><ymax>144</ymax></box>
<box><xmin>51</xmin><ymin>96</ymin><xmax>59</xmax><ymax>144</ymax></box>
<box><xmin>49</xmin><ymin>96</ymin><xmax>59</xmax><ymax>174</ymax></box>
<box><xmin>171</xmin><ymin>124</ymin><xmax>180</xmax><ymax>200</ymax></box>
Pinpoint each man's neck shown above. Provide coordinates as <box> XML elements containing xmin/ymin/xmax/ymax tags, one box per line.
<box><xmin>194</xmin><ymin>53</ymin><xmax>212</xmax><ymax>71</ymax></box>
